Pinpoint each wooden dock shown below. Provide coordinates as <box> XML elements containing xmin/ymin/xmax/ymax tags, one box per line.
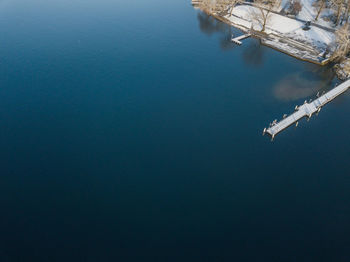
<box><xmin>263</xmin><ymin>79</ymin><xmax>350</xmax><ymax>140</ymax></box>
<box><xmin>231</xmin><ymin>33</ymin><xmax>251</xmax><ymax>45</ymax></box>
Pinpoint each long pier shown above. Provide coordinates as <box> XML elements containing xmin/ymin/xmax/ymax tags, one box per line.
<box><xmin>263</xmin><ymin>79</ymin><xmax>350</xmax><ymax>140</ymax></box>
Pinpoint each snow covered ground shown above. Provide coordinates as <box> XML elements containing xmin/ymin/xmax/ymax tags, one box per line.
<box><xmin>192</xmin><ymin>0</ymin><xmax>339</xmax><ymax>63</ymax></box>
<box><xmin>227</xmin><ymin>5</ymin><xmax>334</xmax><ymax>48</ymax></box>
<box><xmin>220</xmin><ymin>4</ymin><xmax>336</xmax><ymax>63</ymax></box>
<box><xmin>297</xmin><ymin>0</ymin><xmax>334</xmax><ymax>28</ymax></box>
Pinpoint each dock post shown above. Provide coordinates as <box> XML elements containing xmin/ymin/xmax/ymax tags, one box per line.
<box><xmin>316</xmin><ymin>107</ymin><xmax>321</xmax><ymax>115</ymax></box>
<box><xmin>271</xmin><ymin>134</ymin><xmax>275</xmax><ymax>142</ymax></box>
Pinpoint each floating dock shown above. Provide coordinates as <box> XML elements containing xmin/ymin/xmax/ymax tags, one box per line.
<box><xmin>263</xmin><ymin>78</ymin><xmax>350</xmax><ymax>140</ymax></box>
<box><xmin>231</xmin><ymin>33</ymin><xmax>251</xmax><ymax>45</ymax></box>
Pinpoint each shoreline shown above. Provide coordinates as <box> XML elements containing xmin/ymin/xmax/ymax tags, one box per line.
<box><xmin>193</xmin><ymin>3</ymin><xmax>331</xmax><ymax>66</ymax></box>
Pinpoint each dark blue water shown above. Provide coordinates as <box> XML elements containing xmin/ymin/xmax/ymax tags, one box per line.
<box><xmin>0</xmin><ymin>0</ymin><xmax>349</xmax><ymax>261</ymax></box>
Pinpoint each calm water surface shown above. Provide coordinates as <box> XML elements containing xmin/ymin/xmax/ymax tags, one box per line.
<box><xmin>0</xmin><ymin>0</ymin><xmax>349</xmax><ymax>261</ymax></box>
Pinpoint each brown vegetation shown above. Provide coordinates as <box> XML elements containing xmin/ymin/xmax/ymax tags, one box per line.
<box><xmin>250</xmin><ymin>0</ymin><xmax>280</xmax><ymax>31</ymax></box>
<box><xmin>332</xmin><ymin>23</ymin><xmax>350</xmax><ymax>61</ymax></box>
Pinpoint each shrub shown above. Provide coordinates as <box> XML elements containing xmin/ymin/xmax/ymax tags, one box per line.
<box><xmin>290</xmin><ymin>0</ymin><xmax>302</xmax><ymax>16</ymax></box>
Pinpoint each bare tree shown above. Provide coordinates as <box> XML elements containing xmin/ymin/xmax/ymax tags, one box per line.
<box><xmin>198</xmin><ymin>0</ymin><xmax>223</xmax><ymax>14</ymax></box>
<box><xmin>213</xmin><ymin>0</ymin><xmax>232</xmax><ymax>14</ymax></box>
<box><xmin>250</xmin><ymin>0</ymin><xmax>280</xmax><ymax>31</ymax></box>
<box><xmin>331</xmin><ymin>23</ymin><xmax>350</xmax><ymax>61</ymax></box>
<box><xmin>199</xmin><ymin>0</ymin><xmax>216</xmax><ymax>14</ymax></box>
<box><xmin>313</xmin><ymin>0</ymin><xmax>326</xmax><ymax>21</ymax></box>
<box><xmin>199</xmin><ymin>0</ymin><xmax>243</xmax><ymax>15</ymax></box>
<box><xmin>342</xmin><ymin>0</ymin><xmax>350</xmax><ymax>24</ymax></box>
<box><xmin>330</xmin><ymin>0</ymin><xmax>345</xmax><ymax>25</ymax></box>
<box><xmin>227</xmin><ymin>0</ymin><xmax>245</xmax><ymax>16</ymax></box>
<box><xmin>342</xmin><ymin>59</ymin><xmax>350</xmax><ymax>74</ymax></box>
<box><xmin>289</xmin><ymin>0</ymin><xmax>303</xmax><ymax>16</ymax></box>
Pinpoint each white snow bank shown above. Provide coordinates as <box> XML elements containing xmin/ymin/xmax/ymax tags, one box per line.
<box><xmin>227</xmin><ymin>5</ymin><xmax>334</xmax><ymax>47</ymax></box>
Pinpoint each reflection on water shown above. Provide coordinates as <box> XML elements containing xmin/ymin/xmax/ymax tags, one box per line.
<box><xmin>197</xmin><ymin>12</ymin><xmax>228</xmax><ymax>35</ymax></box>
<box><xmin>196</xmin><ymin>10</ymin><xmax>337</xmax><ymax>102</ymax></box>
<box><xmin>197</xmin><ymin>12</ymin><xmax>235</xmax><ymax>51</ymax></box>
<box><xmin>219</xmin><ymin>33</ymin><xmax>236</xmax><ymax>51</ymax></box>
<box><xmin>197</xmin><ymin>11</ymin><xmax>265</xmax><ymax>60</ymax></box>
<box><xmin>242</xmin><ymin>40</ymin><xmax>264</xmax><ymax>66</ymax></box>
<box><xmin>273</xmin><ymin>65</ymin><xmax>336</xmax><ymax>101</ymax></box>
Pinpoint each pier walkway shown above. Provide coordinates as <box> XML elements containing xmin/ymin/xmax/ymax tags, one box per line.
<box><xmin>231</xmin><ymin>33</ymin><xmax>251</xmax><ymax>45</ymax></box>
<box><xmin>264</xmin><ymin>79</ymin><xmax>350</xmax><ymax>140</ymax></box>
